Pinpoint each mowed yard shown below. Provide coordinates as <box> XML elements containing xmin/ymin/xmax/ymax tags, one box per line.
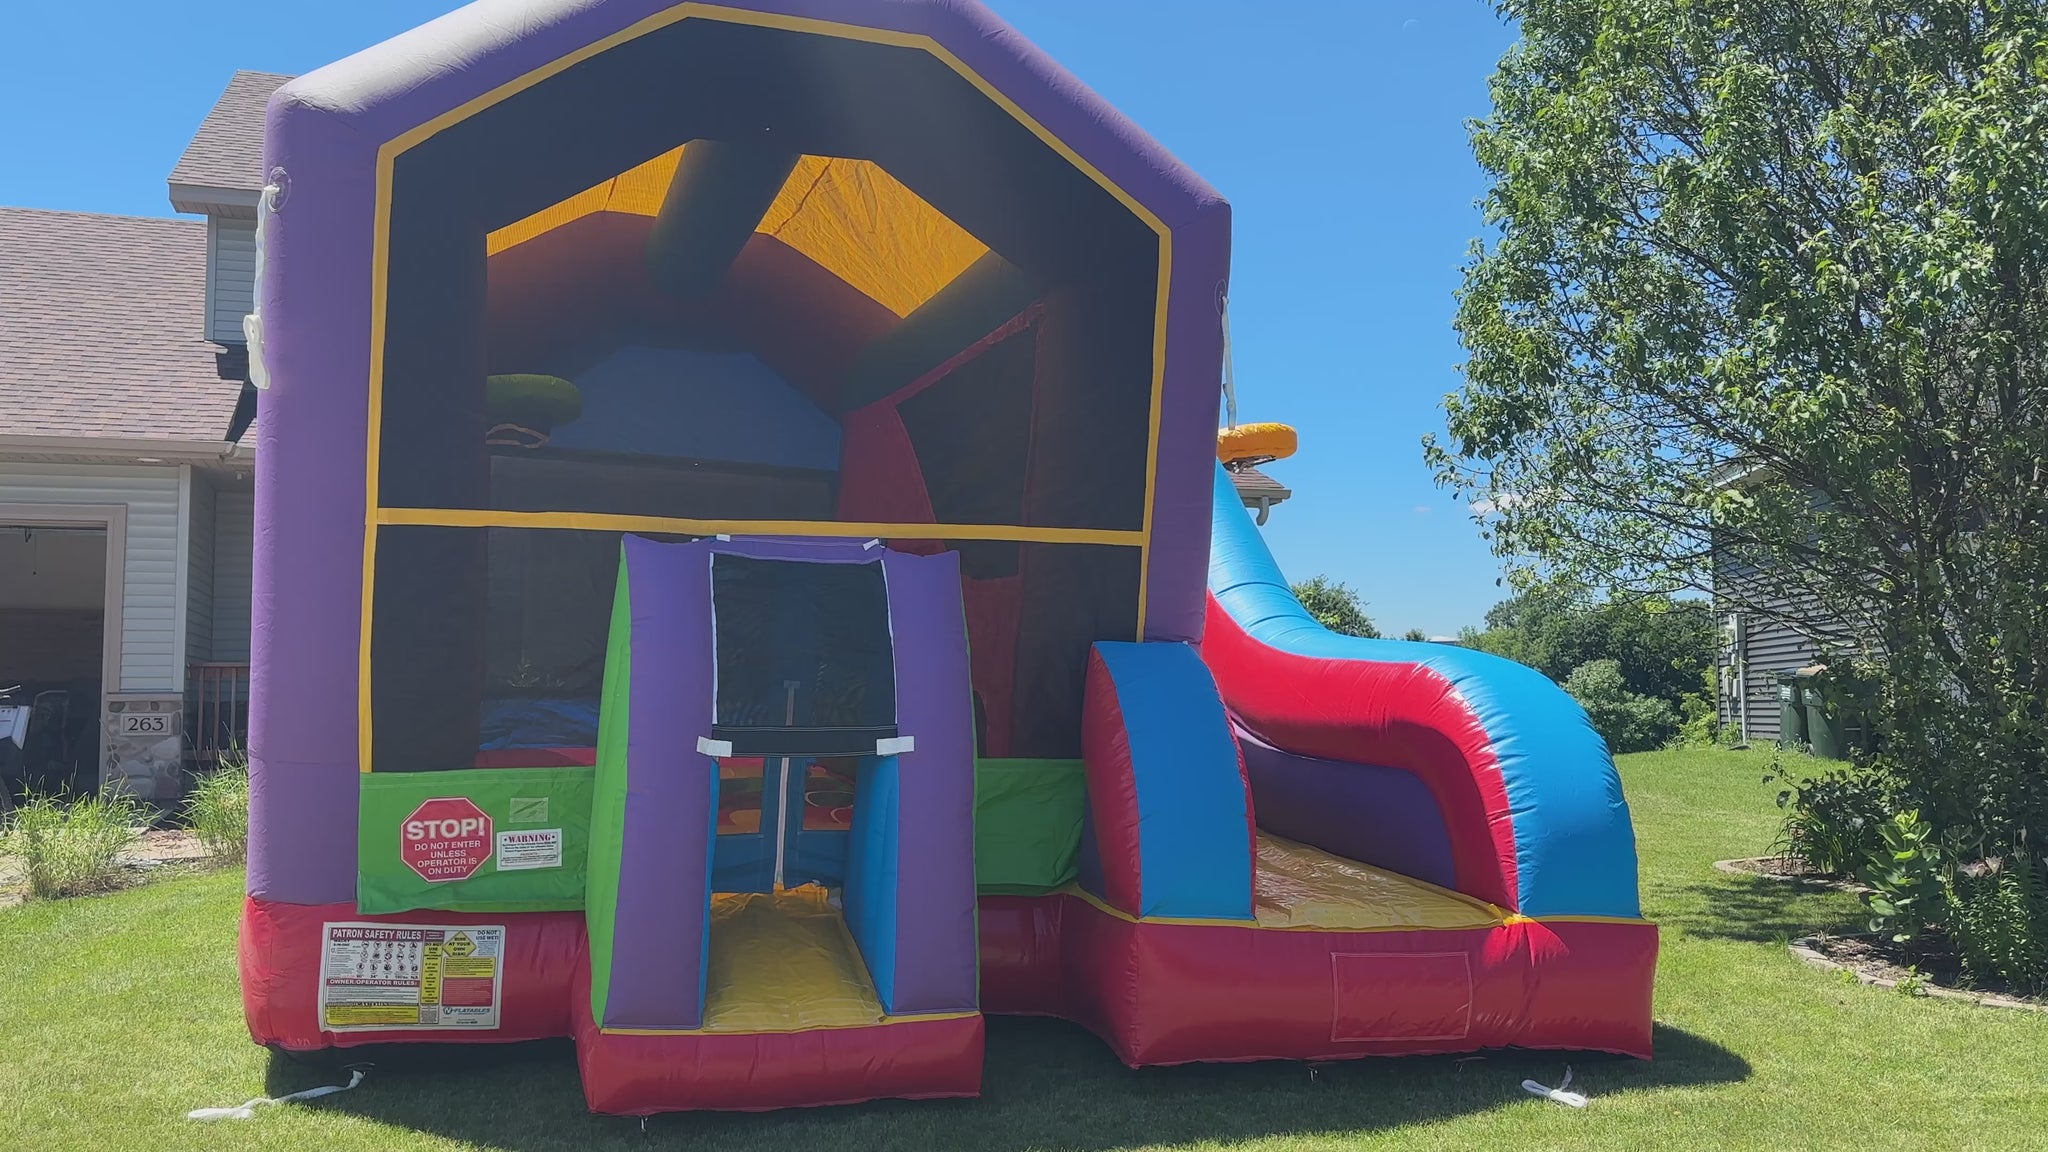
<box><xmin>3</xmin><ymin>748</ymin><xmax>2045</xmax><ymax>1152</ymax></box>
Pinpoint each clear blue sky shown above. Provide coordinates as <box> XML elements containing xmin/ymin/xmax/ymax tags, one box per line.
<box><xmin>0</xmin><ymin>1</ymin><xmax>1519</xmax><ymax>635</ymax></box>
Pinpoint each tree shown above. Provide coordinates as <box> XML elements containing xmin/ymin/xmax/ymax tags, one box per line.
<box><xmin>1402</xmin><ymin>628</ymin><xmax>1430</xmax><ymax>642</ymax></box>
<box><xmin>1461</xmin><ymin>581</ymin><xmax>1715</xmax><ymax>711</ymax></box>
<box><xmin>1291</xmin><ymin>576</ymin><xmax>1380</xmax><ymax>638</ymax></box>
<box><xmin>1432</xmin><ymin>1</ymin><xmax>2048</xmax><ymax>843</ymax></box>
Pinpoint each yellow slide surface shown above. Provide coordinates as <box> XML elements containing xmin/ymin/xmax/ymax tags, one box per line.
<box><xmin>1253</xmin><ymin>834</ymin><xmax>1501</xmax><ymax>931</ymax></box>
<box><xmin>701</xmin><ymin>887</ymin><xmax>885</xmax><ymax>1032</ymax></box>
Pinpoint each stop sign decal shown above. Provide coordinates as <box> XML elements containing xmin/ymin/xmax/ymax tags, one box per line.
<box><xmin>401</xmin><ymin>797</ymin><xmax>493</xmax><ymax>883</ymax></box>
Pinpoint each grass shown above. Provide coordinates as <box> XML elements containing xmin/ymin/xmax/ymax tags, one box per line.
<box><xmin>1</xmin><ymin>791</ymin><xmax>146</xmax><ymax>899</ymax></box>
<box><xmin>183</xmin><ymin>757</ymin><xmax>250</xmax><ymax>864</ymax></box>
<box><xmin>3</xmin><ymin>747</ymin><xmax>2046</xmax><ymax>1150</ymax></box>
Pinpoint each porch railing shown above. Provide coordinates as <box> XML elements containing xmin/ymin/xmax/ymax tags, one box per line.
<box><xmin>188</xmin><ymin>662</ymin><xmax>250</xmax><ymax>767</ymax></box>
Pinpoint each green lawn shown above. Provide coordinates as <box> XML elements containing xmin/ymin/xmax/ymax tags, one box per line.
<box><xmin>4</xmin><ymin>748</ymin><xmax>2045</xmax><ymax>1151</ymax></box>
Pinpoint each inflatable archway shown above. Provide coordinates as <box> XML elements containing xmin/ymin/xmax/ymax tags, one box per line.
<box><xmin>240</xmin><ymin>0</ymin><xmax>1654</xmax><ymax>1115</ymax></box>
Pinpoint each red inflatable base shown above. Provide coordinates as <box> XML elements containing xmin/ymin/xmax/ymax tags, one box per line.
<box><xmin>570</xmin><ymin>957</ymin><xmax>986</xmax><ymax>1114</ymax></box>
<box><xmin>979</xmin><ymin>893</ymin><xmax>1657</xmax><ymax>1064</ymax></box>
<box><xmin>240</xmin><ymin>892</ymin><xmax>1652</xmax><ymax>1113</ymax></box>
<box><xmin>240</xmin><ymin>897</ymin><xmax>585</xmax><ymax>1050</ymax></box>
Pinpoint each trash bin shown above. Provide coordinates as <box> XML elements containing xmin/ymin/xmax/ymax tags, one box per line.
<box><xmin>1798</xmin><ymin>665</ymin><xmax>1848</xmax><ymax>760</ymax></box>
<box><xmin>1776</xmin><ymin>671</ymin><xmax>1808</xmax><ymax>750</ymax></box>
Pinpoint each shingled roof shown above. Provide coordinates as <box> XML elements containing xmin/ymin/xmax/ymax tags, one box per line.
<box><xmin>167</xmin><ymin>71</ymin><xmax>292</xmax><ymax>210</ymax></box>
<box><xmin>0</xmin><ymin>208</ymin><xmax>244</xmax><ymax>441</ymax></box>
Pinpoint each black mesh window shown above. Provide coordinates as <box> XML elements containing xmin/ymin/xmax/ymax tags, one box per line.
<box><xmin>711</xmin><ymin>555</ymin><xmax>896</xmax><ymax>756</ymax></box>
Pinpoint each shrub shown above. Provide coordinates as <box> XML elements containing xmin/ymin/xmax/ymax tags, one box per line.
<box><xmin>1770</xmin><ymin>761</ymin><xmax>1894</xmax><ymax>876</ymax></box>
<box><xmin>184</xmin><ymin>753</ymin><xmax>250</xmax><ymax>863</ymax></box>
<box><xmin>3</xmin><ymin>791</ymin><xmax>147</xmax><ymax>900</ymax></box>
<box><xmin>1562</xmin><ymin>659</ymin><xmax>1677</xmax><ymax>752</ymax></box>
<box><xmin>1674</xmin><ymin>667</ymin><xmax>1729</xmax><ymax>747</ymax></box>
<box><xmin>1859</xmin><ymin>810</ymin><xmax>1947</xmax><ymax>949</ymax></box>
<box><xmin>1947</xmin><ymin>851</ymin><xmax>2048</xmax><ymax>992</ymax></box>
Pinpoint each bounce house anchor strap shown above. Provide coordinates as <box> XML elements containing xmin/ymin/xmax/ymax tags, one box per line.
<box><xmin>1521</xmin><ymin>1067</ymin><xmax>1588</xmax><ymax>1108</ymax></box>
<box><xmin>187</xmin><ymin>1068</ymin><xmax>366</xmax><ymax>1121</ymax></box>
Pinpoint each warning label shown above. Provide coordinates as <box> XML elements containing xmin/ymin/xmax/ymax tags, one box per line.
<box><xmin>496</xmin><ymin>828</ymin><xmax>563</xmax><ymax>871</ymax></box>
<box><xmin>318</xmin><ymin>922</ymin><xmax>505</xmax><ymax>1031</ymax></box>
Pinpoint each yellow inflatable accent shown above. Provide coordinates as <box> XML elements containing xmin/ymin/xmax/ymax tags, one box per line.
<box><xmin>1216</xmin><ymin>421</ymin><xmax>1298</xmax><ymax>465</ymax></box>
<box><xmin>700</xmin><ymin>886</ymin><xmax>885</xmax><ymax>1032</ymax></box>
<box><xmin>759</xmin><ymin>156</ymin><xmax>987</xmax><ymax>317</ymax></box>
<box><xmin>484</xmin><ymin>146</ymin><xmax>687</xmax><ymax>255</ymax></box>
<box><xmin>1252</xmin><ymin>834</ymin><xmax>1501</xmax><ymax>931</ymax></box>
<box><xmin>486</xmin><ymin>147</ymin><xmax>986</xmax><ymax>317</ymax></box>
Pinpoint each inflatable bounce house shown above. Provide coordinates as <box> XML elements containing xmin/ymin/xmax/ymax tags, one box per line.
<box><xmin>238</xmin><ymin>0</ymin><xmax>1657</xmax><ymax>1115</ymax></box>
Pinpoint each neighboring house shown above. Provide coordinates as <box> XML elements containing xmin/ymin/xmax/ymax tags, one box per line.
<box><xmin>1710</xmin><ymin>475</ymin><xmax>1859</xmax><ymax>745</ymax></box>
<box><xmin>1712</xmin><ymin>555</ymin><xmax>1821</xmax><ymax>745</ymax></box>
<box><xmin>0</xmin><ymin>71</ymin><xmax>287</xmax><ymax>800</ymax></box>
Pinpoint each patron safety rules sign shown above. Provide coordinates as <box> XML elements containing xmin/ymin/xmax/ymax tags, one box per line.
<box><xmin>318</xmin><ymin>923</ymin><xmax>505</xmax><ymax>1031</ymax></box>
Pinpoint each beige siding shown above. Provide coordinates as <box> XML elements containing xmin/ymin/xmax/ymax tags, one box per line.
<box><xmin>210</xmin><ymin>489</ymin><xmax>254</xmax><ymax>663</ymax></box>
<box><xmin>207</xmin><ymin>216</ymin><xmax>256</xmax><ymax>345</ymax></box>
<box><xmin>0</xmin><ymin>463</ymin><xmax>183</xmax><ymax>690</ymax></box>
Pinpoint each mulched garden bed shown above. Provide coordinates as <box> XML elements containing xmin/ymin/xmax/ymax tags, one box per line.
<box><xmin>0</xmin><ymin>828</ymin><xmax>213</xmax><ymax>909</ymax></box>
<box><xmin>1789</xmin><ymin>931</ymin><xmax>2048</xmax><ymax>1012</ymax></box>
<box><xmin>1714</xmin><ymin>855</ymin><xmax>1868</xmax><ymax>892</ymax></box>
<box><xmin>1719</xmin><ymin>857</ymin><xmax>2047</xmax><ymax>1010</ymax></box>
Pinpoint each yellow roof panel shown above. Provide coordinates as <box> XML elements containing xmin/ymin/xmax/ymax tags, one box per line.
<box><xmin>486</xmin><ymin>149</ymin><xmax>985</xmax><ymax>316</ymax></box>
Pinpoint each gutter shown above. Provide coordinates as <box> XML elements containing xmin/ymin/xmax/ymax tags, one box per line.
<box><xmin>0</xmin><ymin>433</ymin><xmax>254</xmax><ymax>465</ymax></box>
<box><xmin>1711</xmin><ymin>460</ymin><xmax>1767</xmax><ymax>491</ymax></box>
<box><xmin>169</xmin><ymin>182</ymin><xmax>262</xmax><ymax>219</ymax></box>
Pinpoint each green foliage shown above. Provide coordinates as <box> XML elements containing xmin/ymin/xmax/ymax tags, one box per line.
<box><xmin>1434</xmin><ymin>0</ymin><xmax>2048</xmax><ymax>848</ymax></box>
<box><xmin>183</xmin><ymin>754</ymin><xmax>249</xmax><ymax>864</ymax></box>
<box><xmin>2</xmin><ymin>792</ymin><xmax>146</xmax><ymax>900</ymax></box>
<box><xmin>1462</xmin><ymin>582</ymin><xmax>1715</xmax><ymax>716</ymax></box>
<box><xmin>1859</xmin><ymin>811</ymin><xmax>1947</xmax><ymax>948</ymax></box>
<box><xmin>1290</xmin><ymin>576</ymin><xmax>1380</xmax><ymax>638</ymax></box>
<box><xmin>1948</xmin><ymin>851</ymin><xmax>2048</xmax><ymax>991</ymax></box>
<box><xmin>1401</xmin><ymin>628</ymin><xmax>1429</xmax><ymax>642</ymax></box>
<box><xmin>1675</xmin><ymin>667</ymin><xmax>1734</xmax><ymax>747</ymax></box>
<box><xmin>1771</xmin><ymin>760</ymin><xmax>1894</xmax><ymax>877</ymax></box>
<box><xmin>1563</xmin><ymin>658</ymin><xmax>1678</xmax><ymax>753</ymax></box>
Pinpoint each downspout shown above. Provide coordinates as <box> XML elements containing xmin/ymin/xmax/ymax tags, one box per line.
<box><xmin>1734</xmin><ymin>614</ymin><xmax>1750</xmax><ymax>742</ymax></box>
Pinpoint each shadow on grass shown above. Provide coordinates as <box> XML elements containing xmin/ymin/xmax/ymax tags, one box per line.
<box><xmin>272</xmin><ymin>1018</ymin><xmax>1748</xmax><ymax>1152</ymax></box>
<box><xmin>1651</xmin><ymin>870</ymin><xmax>1866</xmax><ymax>944</ymax></box>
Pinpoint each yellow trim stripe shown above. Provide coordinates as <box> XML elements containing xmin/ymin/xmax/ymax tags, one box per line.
<box><xmin>374</xmin><ymin>507</ymin><xmax>1145</xmax><ymax>547</ymax></box>
<box><xmin>599</xmin><ymin>1009</ymin><xmax>979</xmax><ymax>1038</ymax></box>
<box><xmin>1134</xmin><ymin>243</ymin><xmax>1172</xmax><ymax>641</ymax></box>
<box><xmin>1064</xmin><ymin>885</ymin><xmax>1654</xmax><ymax>934</ymax></box>
<box><xmin>359</xmin><ymin>144</ymin><xmax>397</xmax><ymax>773</ymax></box>
<box><xmin>361</xmin><ymin>2</ymin><xmax>1177</xmax><ymax>772</ymax></box>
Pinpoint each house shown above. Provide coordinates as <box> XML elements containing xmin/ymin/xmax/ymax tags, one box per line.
<box><xmin>0</xmin><ymin>71</ymin><xmax>287</xmax><ymax>801</ymax></box>
<box><xmin>1712</xmin><ymin>559</ymin><xmax>1820</xmax><ymax>745</ymax></box>
<box><xmin>1710</xmin><ymin>474</ymin><xmax>1860</xmax><ymax>747</ymax></box>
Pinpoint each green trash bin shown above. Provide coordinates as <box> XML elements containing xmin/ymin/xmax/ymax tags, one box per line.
<box><xmin>1799</xmin><ymin>665</ymin><xmax>1848</xmax><ymax>760</ymax></box>
<box><xmin>1775</xmin><ymin>671</ymin><xmax>1809</xmax><ymax>750</ymax></box>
